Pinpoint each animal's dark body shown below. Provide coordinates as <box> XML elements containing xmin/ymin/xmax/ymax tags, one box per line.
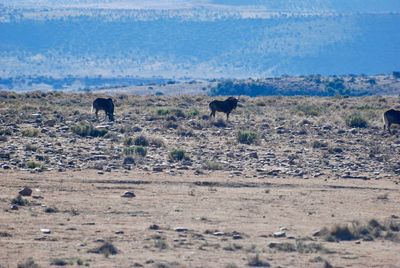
<box><xmin>383</xmin><ymin>109</ymin><xmax>400</xmax><ymax>133</ymax></box>
<box><xmin>209</xmin><ymin>97</ymin><xmax>239</xmax><ymax>120</ymax></box>
<box><xmin>92</xmin><ymin>98</ymin><xmax>114</xmax><ymax>121</ymax></box>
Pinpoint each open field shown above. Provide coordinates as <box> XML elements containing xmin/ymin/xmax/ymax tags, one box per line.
<box><xmin>1</xmin><ymin>92</ymin><xmax>400</xmax><ymax>267</ymax></box>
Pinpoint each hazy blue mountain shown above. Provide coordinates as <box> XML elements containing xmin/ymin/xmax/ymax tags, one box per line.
<box><xmin>0</xmin><ymin>0</ymin><xmax>399</xmax><ymax>83</ymax></box>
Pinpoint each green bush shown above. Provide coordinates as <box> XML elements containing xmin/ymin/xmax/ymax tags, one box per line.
<box><xmin>156</xmin><ymin>108</ymin><xmax>170</xmax><ymax>116</ymax></box>
<box><xmin>204</xmin><ymin>161</ymin><xmax>223</xmax><ymax>170</ymax></box>
<box><xmin>296</xmin><ymin>104</ymin><xmax>323</xmax><ymax>117</ymax></box>
<box><xmin>345</xmin><ymin>113</ymin><xmax>368</xmax><ymax>128</ymax></box>
<box><xmin>169</xmin><ymin>148</ymin><xmax>186</xmax><ymax>161</ymax></box>
<box><xmin>124</xmin><ymin>146</ymin><xmax>147</xmax><ymax>157</ymax></box>
<box><xmin>237</xmin><ymin>130</ymin><xmax>258</xmax><ymax>145</ymax></box>
<box><xmin>70</xmin><ymin>122</ymin><xmax>107</xmax><ymax>137</ymax></box>
<box><xmin>22</xmin><ymin>128</ymin><xmax>40</xmax><ymax>137</ymax></box>
<box><xmin>11</xmin><ymin>195</ymin><xmax>29</xmax><ymax>206</ymax></box>
<box><xmin>134</xmin><ymin>135</ymin><xmax>149</xmax><ymax>146</ymax></box>
<box><xmin>26</xmin><ymin>160</ymin><xmax>42</xmax><ymax>169</ymax></box>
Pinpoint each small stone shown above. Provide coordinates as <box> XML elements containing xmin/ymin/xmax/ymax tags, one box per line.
<box><xmin>115</xmin><ymin>230</ymin><xmax>124</xmax><ymax>234</ymax></box>
<box><xmin>153</xmin><ymin>166</ymin><xmax>164</xmax><ymax>172</ymax></box>
<box><xmin>273</xmin><ymin>231</ymin><xmax>286</xmax><ymax>238</ymax></box>
<box><xmin>18</xmin><ymin>187</ymin><xmax>32</xmax><ymax>196</ymax></box>
<box><xmin>40</xmin><ymin>228</ymin><xmax>51</xmax><ymax>234</ymax></box>
<box><xmin>213</xmin><ymin>231</ymin><xmax>225</xmax><ymax>236</ymax></box>
<box><xmin>149</xmin><ymin>224</ymin><xmax>160</xmax><ymax>230</ymax></box>
<box><xmin>249</xmin><ymin>152</ymin><xmax>258</xmax><ymax>159</ymax></box>
<box><xmin>233</xmin><ymin>234</ymin><xmax>242</xmax><ymax>240</ymax></box>
<box><xmin>121</xmin><ymin>191</ymin><xmax>135</xmax><ymax>198</ymax></box>
<box><xmin>10</xmin><ymin>204</ymin><xmax>18</xmax><ymax>210</ymax></box>
<box><xmin>174</xmin><ymin>227</ymin><xmax>188</xmax><ymax>232</ymax></box>
<box><xmin>312</xmin><ymin>230</ymin><xmax>321</xmax><ymax>236</ymax></box>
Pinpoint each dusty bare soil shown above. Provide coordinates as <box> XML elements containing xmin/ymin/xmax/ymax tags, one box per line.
<box><xmin>1</xmin><ymin>92</ymin><xmax>400</xmax><ymax>267</ymax></box>
<box><xmin>1</xmin><ymin>170</ymin><xmax>400</xmax><ymax>268</ymax></box>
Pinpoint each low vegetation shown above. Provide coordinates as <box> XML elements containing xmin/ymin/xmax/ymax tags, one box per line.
<box><xmin>169</xmin><ymin>148</ymin><xmax>186</xmax><ymax>161</ymax></box>
<box><xmin>70</xmin><ymin>122</ymin><xmax>107</xmax><ymax>137</ymax></box>
<box><xmin>345</xmin><ymin>112</ymin><xmax>369</xmax><ymax>128</ymax></box>
<box><xmin>317</xmin><ymin>218</ymin><xmax>400</xmax><ymax>242</ymax></box>
<box><xmin>88</xmin><ymin>242</ymin><xmax>118</xmax><ymax>257</ymax></box>
<box><xmin>17</xmin><ymin>258</ymin><xmax>40</xmax><ymax>268</ymax></box>
<box><xmin>237</xmin><ymin>130</ymin><xmax>258</xmax><ymax>145</ymax></box>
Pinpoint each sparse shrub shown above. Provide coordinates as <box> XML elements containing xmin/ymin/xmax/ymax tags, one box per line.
<box><xmin>11</xmin><ymin>195</ymin><xmax>29</xmax><ymax>206</ymax></box>
<box><xmin>134</xmin><ymin>135</ymin><xmax>149</xmax><ymax>146</ymax></box>
<box><xmin>26</xmin><ymin>160</ymin><xmax>42</xmax><ymax>169</ymax></box>
<box><xmin>24</xmin><ymin>144</ymin><xmax>38</xmax><ymax>152</ymax></box>
<box><xmin>50</xmin><ymin>259</ymin><xmax>68</xmax><ymax>266</ymax></box>
<box><xmin>345</xmin><ymin>113</ymin><xmax>368</xmax><ymax>128</ymax></box>
<box><xmin>173</xmin><ymin>109</ymin><xmax>185</xmax><ymax>118</ymax></box>
<box><xmin>157</xmin><ymin>108</ymin><xmax>170</xmax><ymax>116</ymax></box>
<box><xmin>204</xmin><ymin>161</ymin><xmax>224</xmax><ymax>170</ymax></box>
<box><xmin>313</xmin><ymin>140</ymin><xmax>328</xmax><ymax>149</ymax></box>
<box><xmin>149</xmin><ymin>137</ymin><xmax>165</xmax><ymax>148</ymax></box>
<box><xmin>296</xmin><ymin>104</ymin><xmax>323</xmax><ymax>116</ymax></box>
<box><xmin>0</xmin><ymin>127</ymin><xmax>13</xmax><ymax>136</ymax></box>
<box><xmin>154</xmin><ymin>238</ymin><xmax>168</xmax><ymax>250</ymax></box>
<box><xmin>176</xmin><ymin>126</ymin><xmax>194</xmax><ymax>137</ymax></box>
<box><xmin>88</xmin><ymin>241</ymin><xmax>118</xmax><ymax>257</ymax></box>
<box><xmin>124</xmin><ymin>146</ymin><xmax>147</xmax><ymax>157</ymax></box>
<box><xmin>225</xmin><ymin>263</ymin><xmax>239</xmax><ymax>268</ymax></box>
<box><xmin>223</xmin><ymin>243</ymin><xmax>242</xmax><ymax>251</ymax></box>
<box><xmin>22</xmin><ymin>128</ymin><xmax>40</xmax><ymax>137</ymax></box>
<box><xmin>17</xmin><ymin>258</ymin><xmax>40</xmax><ymax>268</ymax></box>
<box><xmin>123</xmin><ymin>136</ymin><xmax>134</xmax><ymax>146</ymax></box>
<box><xmin>318</xmin><ymin>218</ymin><xmax>400</xmax><ymax>242</ymax></box>
<box><xmin>237</xmin><ymin>130</ymin><xmax>258</xmax><ymax>145</ymax></box>
<box><xmin>247</xmin><ymin>254</ymin><xmax>270</xmax><ymax>267</ymax></box>
<box><xmin>188</xmin><ymin>109</ymin><xmax>200</xmax><ymax>117</ymax></box>
<box><xmin>169</xmin><ymin>148</ymin><xmax>186</xmax><ymax>161</ymax></box>
<box><xmin>70</xmin><ymin>122</ymin><xmax>107</xmax><ymax>137</ymax></box>
<box><xmin>268</xmin><ymin>242</ymin><xmax>296</xmax><ymax>252</ymax></box>
<box><xmin>329</xmin><ymin>146</ymin><xmax>343</xmax><ymax>154</ymax></box>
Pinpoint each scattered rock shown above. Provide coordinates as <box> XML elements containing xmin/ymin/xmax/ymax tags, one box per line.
<box><xmin>18</xmin><ymin>187</ymin><xmax>32</xmax><ymax>196</ymax></box>
<box><xmin>152</xmin><ymin>166</ymin><xmax>164</xmax><ymax>172</ymax></box>
<box><xmin>121</xmin><ymin>191</ymin><xmax>136</xmax><ymax>198</ymax></box>
<box><xmin>174</xmin><ymin>227</ymin><xmax>189</xmax><ymax>232</ymax></box>
<box><xmin>40</xmin><ymin>228</ymin><xmax>51</xmax><ymax>234</ymax></box>
<box><xmin>10</xmin><ymin>204</ymin><xmax>18</xmax><ymax>210</ymax></box>
<box><xmin>273</xmin><ymin>231</ymin><xmax>286</xmax><ymax>238</ymax></box>
<box><xmin>149</xmin><ymin>224</ymin><xmax>160</xmax><ymax>230</ymax></box>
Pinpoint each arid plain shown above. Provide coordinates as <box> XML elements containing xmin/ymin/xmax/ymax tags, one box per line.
<box><xmin>1</xmin><ymin>92</ymin><xmax>400</xmax><ymax>267</ymax></box>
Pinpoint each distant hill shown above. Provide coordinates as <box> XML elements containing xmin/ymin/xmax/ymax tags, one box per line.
<box><xmin>0</xmin><ymin>1</ymin><xmax>399</xmax><ymax>80</ymax></box>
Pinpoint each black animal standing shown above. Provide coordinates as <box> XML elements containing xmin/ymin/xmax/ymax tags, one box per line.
<box><xmin>92</xmin><ymin>97</ymin><xmax>114</xmax><ymax>121</ymax></box>
<box><xmin>209</xmin><ymin>97</ymin><xmax>239</xmax><ymax>121</ymax></box>
<box><xmin>383</xmin><ymin>109</ymin><xmax>400</xmax><ymax>133</ymax></box>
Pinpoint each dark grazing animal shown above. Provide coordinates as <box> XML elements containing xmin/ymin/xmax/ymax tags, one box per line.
<box><xmin>383</xmin><ymin>109</ymin><xmax>400</xmax><ymax>133</ymax></box>
<box><xmin>209</xmin><ymin>97</ymin><xmax>239</xmax><ymax>120</ymax></box>
<box><xmin>92</xmin><ymin>97</ymin><xmax>114</xmax><ymax>121</ymax></box>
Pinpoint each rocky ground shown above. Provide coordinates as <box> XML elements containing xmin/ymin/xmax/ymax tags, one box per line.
<box><xmin>1</xmin><ymin>92</ymin><xmax>400</xmax><ymax>267</ymax></box>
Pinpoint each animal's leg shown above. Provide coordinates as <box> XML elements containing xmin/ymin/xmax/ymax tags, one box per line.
<box><xmin>226</xmin><ymin>112</ymin><xmax>230</xmax><ymax>121</ymax></box>
<box><xmin>95</xmin><ymin>109</ymin><xmax>99</xmax><ymax>121</ymax></box>
<box><xmin>210</xmin><ymin>110</ymin><xmax>215</xmax><ymax>120</ymax></box>
<box><xmin>388</xmin><ymin>123</ymin><xmax>391</xmax><ymax>134</ymax></box>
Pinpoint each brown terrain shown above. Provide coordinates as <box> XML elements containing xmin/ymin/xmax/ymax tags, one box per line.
<box><xmin>1</xmin><ymin>91</ymin><xmax>400</xmax><ymax>268</ymax></box>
